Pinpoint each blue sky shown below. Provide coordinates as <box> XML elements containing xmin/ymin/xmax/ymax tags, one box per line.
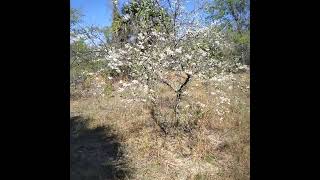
<box><xmin>71</xmin><ymin>0</ymin><xmax>114</xmax><ymax>27</ymax></box>
<box><xmin>71</xmin><ymin>0</ymin><xmax>200</xmax><ymax>27</ymax></box>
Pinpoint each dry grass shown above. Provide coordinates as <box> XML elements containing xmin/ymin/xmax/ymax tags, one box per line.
<box><xmin>71</xmin><ymin>72</ymin><xmax>250</xmax><ymax>180</ymax></box>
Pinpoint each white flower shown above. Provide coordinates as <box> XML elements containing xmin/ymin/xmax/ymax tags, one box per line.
<box><xmin>123</xmin><ymin>83</ymin><xmax>131</xmax><ymax>87</ymax></box>
<box><xmin>138</xmin><ymin>44</ymin><xmax>145</xmax><ymax>49</ymax></box>
<box><xmin>198</xmin><ymin>49</ymin><xmax>207</xmax><ymax>57</ymax></box>
<box><xmin>118</xmin><ymin>87</ymin><xmax>124</xmax><ymax>92</ymax></box>
<box><xmin>185</xmin><ymin>70</ymin><xmax>193</xmax><ymax>75</ymax></box>
<box><xmin>165</xmin><ymin>47</ymin><xmax>174</xmax><ymax>55</ymax></box>
<box><xmin>123</xmin><ymin>14</ymin><xmax>130</xmax><ymax>21</ymax></box>
<box><xmin>175</xmin><ymin>47</ymin><xmax>182</xmax><ymax>54</ymax></box>
<box><xmin>138</xmin><ymin>33</ymin><xmax>144</xmax><ymax>40</ymax></box>
<box><xmin>159</xmin><ymin>53</ymin><xmax>166</xmax><ymax>60</ymax></box>
<box><xmin>185</xmin><ymin>54</ymin><xmax>192</xmax><ymax>60</ymax></box>
<box><xmin>200</xmin><ymin>103</ymin><xmax>206</xmax><ymax>108</ymax></box>
<box><xmin>196</xmin><ymin>101</ymin><xmax>206</xmax><ymax>108</ymax></box>
<box><xmin>108</xmin><ymin>76</ymin><xmax>113</xmax><ymax>80</ymax></box>
<box><xmin>124</xmin><ymin>43</ymin><xmax>131</xmax><ymax>49</ymax></box>
<box><xmin>143</xmin><ymin>85</ymin><xmax>149</xmax><ymax>92</ymax></box>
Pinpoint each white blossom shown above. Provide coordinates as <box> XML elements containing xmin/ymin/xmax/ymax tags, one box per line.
<box><xmin>175</xmin><ymin>47</ymin><xmax>182</xmax><ymax>54</ymax></box>
<box><xmin>123</xmin><ymin>14</ymin><xmax>130</xmax><ymax>21</ymax></box>
<box><xmin>185</xmin><ymin>54</ymin><xmax>192</xmax><ymax>60</ymax></box>
<box><xmin>118</xmin><ymin>87</ymin><xmax>124</xmax><ymax>92</ymax></box>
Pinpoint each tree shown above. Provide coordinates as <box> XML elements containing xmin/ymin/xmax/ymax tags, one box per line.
<box><xmin>207</xmin><ymin>0</ymin><xmax>250</xmax><ymax>64</ymax></box>
<box><xmin>70</xmin><ymin>8</ymin><xmax>82</xmax><ymax>28</ymax></box>
<box><xmin>70</xmin><ymin>1</ymin><xmax>250</xmax><ymax>133</ymax></box>
<box><xmin>207</xmin><ymin>0</ymin><xmax>249</xmax><ymax>33</ymax></box>
<box><xmin>110</xmin><ymin>0</ymin><xmax>173</xmax><ymax>45</ymax></box>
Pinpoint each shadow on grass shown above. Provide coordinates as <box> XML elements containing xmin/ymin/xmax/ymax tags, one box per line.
<box><xmin>70</xmin><ymin>116</ymin><xmax>131</xmax><ymax>180</ymax></box>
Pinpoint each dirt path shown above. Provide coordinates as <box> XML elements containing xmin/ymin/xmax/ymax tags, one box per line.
<box><xmin>70</xmin><ymin>116</ymin><xmax>130</xmax><ymax>180</ymax></box>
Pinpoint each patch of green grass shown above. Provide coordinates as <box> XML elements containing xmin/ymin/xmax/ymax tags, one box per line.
<box><xmin>204</xmin><ymin>154</ymin><xmax>216</xmax><ymax>165</ymax></box>
<box><xmin>103</xmin><ymin>82</ymin><xmax>114</xmax><ymax>96</ymax></box>
<box><xmin>194</xmin><ymin>173</ymin><xmax>210</xmax><ymax>180</ymax></box>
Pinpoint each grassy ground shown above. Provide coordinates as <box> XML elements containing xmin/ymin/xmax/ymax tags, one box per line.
<box><xmin>70</xmin><ymin>72</ymin><xmax>249</xmax><ymax>180</ymax></box>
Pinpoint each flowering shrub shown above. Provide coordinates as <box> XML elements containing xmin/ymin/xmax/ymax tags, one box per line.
<box><xmin>104</xmin><ymin>26</ymin><xmax>246</xmax><ymax>85</ymax></box>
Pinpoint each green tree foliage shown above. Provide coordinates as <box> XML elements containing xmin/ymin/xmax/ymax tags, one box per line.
<box><xmin>110</xmin><ymin>0</ymin><xmax>173</xmax><ymax>44</ymax></box>
<box><xmin>70</xmin><ymin>8</ymin><xmax>96</xmax><ymax>84</ymax></box>
<box><xmin>207</xmin><ymin>0</ymin><xmax>250</xmax><ymax>64</ymax></box>
<box><xmin>110</xmin><ymin>0</ymin><xmax>123</xmax><ymax>42</ymax></box>
<box><xmin>122</xmin><ymin>0</ymin><xmax>172</xmax><ymax>32</ymax></box>
<box><xmin>207</xmin><ymin>0</ymin><xmax>249</xmax><ymax>32</ymax></box>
